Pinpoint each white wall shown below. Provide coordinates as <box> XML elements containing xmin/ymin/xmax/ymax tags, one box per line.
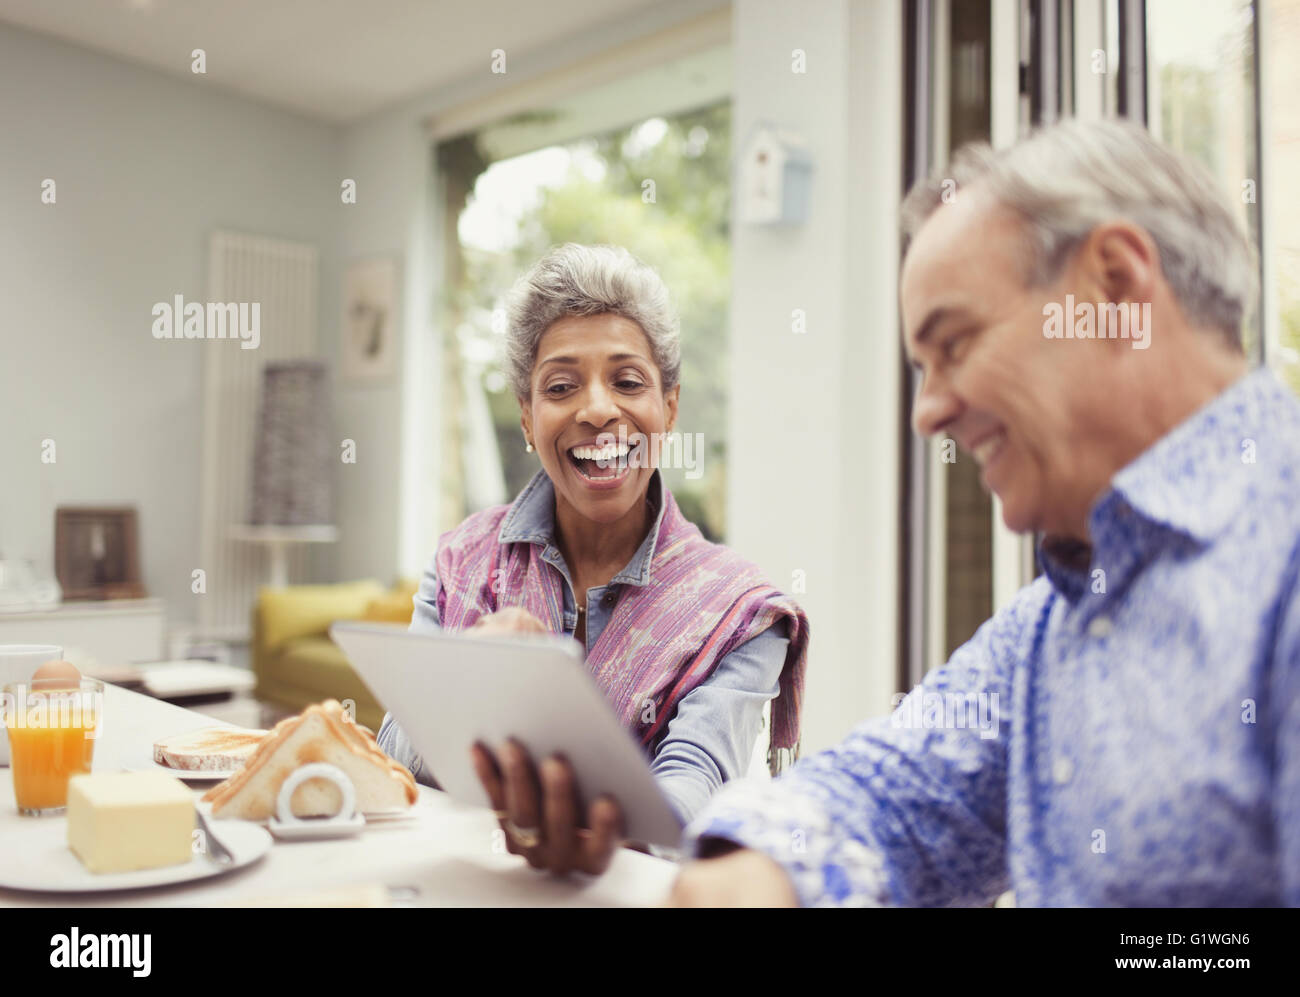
<box><xmin>332</xmin><ymin>110</ymin><xmax>440</xmax><ymax>585</ymax></box>
<box><xmin>0</xmin><ymin>23</ymin><xmax>342</xmax><ymax>631</ymax></box>
<box><xmin>728</xmin><ymin>0</ymin><xmax>902</xmax><ymax>751</ymax></box>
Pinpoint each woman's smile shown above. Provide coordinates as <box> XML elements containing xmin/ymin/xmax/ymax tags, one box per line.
<box><xmin>564</xmin><ymin>435</ymin><xmax>645</xmax><ymax>488</ymax></box>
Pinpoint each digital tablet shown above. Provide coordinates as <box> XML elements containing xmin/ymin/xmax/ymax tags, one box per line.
<box><xmin>329</xmin><ymin>621</ymin><xmax>685</xmax><ymax>847</ymax></box>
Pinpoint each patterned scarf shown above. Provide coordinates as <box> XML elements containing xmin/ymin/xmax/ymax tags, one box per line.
<box><xmin>433</xmin><ymin>474</ymin><xmax>810</xmax><ymax>774</ymax></box>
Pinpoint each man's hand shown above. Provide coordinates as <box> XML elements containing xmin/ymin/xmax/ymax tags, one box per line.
<box><xmin>667</xmin><ymin>849</ymin><xmax>801</xmax><ymax>907</ymax></box>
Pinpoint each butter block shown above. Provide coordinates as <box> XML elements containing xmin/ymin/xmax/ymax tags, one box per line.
<box><xmin>66</xmin><ymin>772</ymin><xmax>195</xmax><ymax>874</ymax></box>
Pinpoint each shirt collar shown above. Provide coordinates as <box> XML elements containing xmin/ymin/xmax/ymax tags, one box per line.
<box><xmin>496</xmin><ymin>467</ymin><xmax>669</xmax><ymax>587</ymax></box>
<box><xmin>1039</xmin><ymin>366</ymin><xmax>1293</xmax><ymax>599</ymax></box>
<box><xmin>1101</xmin><ymin>366</ymin><xmax>1286</xmax><ymax>544</ymax></box>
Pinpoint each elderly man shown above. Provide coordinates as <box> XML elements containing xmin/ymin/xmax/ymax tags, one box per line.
<box><xmin>669</xmin><ymin>118</ymin><xmax>1300</xmax><ymax>907</ymax></box>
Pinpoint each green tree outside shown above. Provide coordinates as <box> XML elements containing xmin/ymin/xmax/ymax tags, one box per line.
<box><xmin>452</xmin><ymin>102</ymin><xmax>733</xmax><ymax>540</ymax></box>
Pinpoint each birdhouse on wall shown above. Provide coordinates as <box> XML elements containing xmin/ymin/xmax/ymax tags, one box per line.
<box><xmin>739</xmin><ymin>124</ymin><xmax>812</xmax><ymax>226</ymax></box>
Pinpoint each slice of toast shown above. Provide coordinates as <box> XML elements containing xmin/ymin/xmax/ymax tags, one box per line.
<box><xmin>201</xmin><ymin>700</ymin><xmax>417</xmax><ymax>819</ymax></box>
<box><xmin>153</xmin><ymin>727</ymin><xmax>268</xmax><ymax>771</ymax></box>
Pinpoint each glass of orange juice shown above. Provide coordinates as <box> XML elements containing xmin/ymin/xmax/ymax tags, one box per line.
<box><xmin>2</xmin><ymin>678</ymin><xmax>103</xmax><ymax>815</ymax></box>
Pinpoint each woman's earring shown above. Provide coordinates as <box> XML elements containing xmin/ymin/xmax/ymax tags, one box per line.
<box><xmin>525</xmin><ymin>441</ymin><xmax>534</xmax><ymax>453</ymax></box>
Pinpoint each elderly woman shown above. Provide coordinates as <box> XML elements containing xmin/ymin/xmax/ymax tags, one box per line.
<box><xmin>376</xmin><ymin>243</ymin><xmax>808</xmax><ymax>875</ymax></box>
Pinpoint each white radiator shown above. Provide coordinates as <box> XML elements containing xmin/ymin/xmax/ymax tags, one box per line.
<box><xmin>197</xmin><ymin>231</ymin><xmax>320</xmax><ymax>641</ymax></box>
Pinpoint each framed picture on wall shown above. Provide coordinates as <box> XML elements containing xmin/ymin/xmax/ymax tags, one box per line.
<box><xmin>341</xmin><ymin>256</ymin><xmax>399</xmax><ymax>381</ymax></box>
<box><xmin>54</xmin><ymin>507</ymin><xmax>146</xmax><ymax>601</ymax></box>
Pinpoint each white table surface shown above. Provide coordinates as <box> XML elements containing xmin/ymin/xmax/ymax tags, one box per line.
<box><xmin>0</xmin><ymin>685</ymin><xmax>677</xmax><ymax>907</ymax></box>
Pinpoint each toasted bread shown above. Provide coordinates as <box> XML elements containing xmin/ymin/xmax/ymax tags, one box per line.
<box><xmin>201</xmin><ymin>700</ymin><xmax>416</xmax><ymax>819</ymax></box>
<box><xmin>153</xmin><ymin>727</ymin><xmax>268</xmax><ymax>771</ymax></box>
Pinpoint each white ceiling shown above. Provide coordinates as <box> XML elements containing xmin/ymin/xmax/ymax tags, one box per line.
<box><xmin>0</xmin><ymin>0</ymin><xmax>709</xmax><ymax>123</ymax></box>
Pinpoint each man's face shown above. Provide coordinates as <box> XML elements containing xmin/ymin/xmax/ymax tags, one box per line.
<box><xmin>900</xmin><ymin>189</ymin><xmax>1119</xmax><ymax>538</ymax></box>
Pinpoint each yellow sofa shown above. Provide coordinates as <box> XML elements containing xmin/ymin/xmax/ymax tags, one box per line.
<box><xmin>251</xmin><ymin>579</ymin><xmax>418</xmax><ymax>731</ymax></box>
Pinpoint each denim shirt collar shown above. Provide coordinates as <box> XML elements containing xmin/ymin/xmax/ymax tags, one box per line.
<box><xmin>496</xmin><ymin>467</ymin><xmax>669</xmax><ymax>587</ymax></box>
<box><xmin>1040</xmin><ymin>366</ymin><xmax>1283</xmax><ymax>600</ymax></box>
<box><xmin>1104</xmin><ymin>366</ymin><xmax>1280</xmax><ymax>543</ymax></box>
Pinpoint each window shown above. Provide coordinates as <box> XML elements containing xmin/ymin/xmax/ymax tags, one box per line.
<box><xmin>1261</xmin><ymin>0</ymin><xmax>1300</xmax><ymax>393</ymax></box>
<box><xmin>1146</xmin><ymin>0</ymin><xmax>1263</xmax><ymax>359</ymax></box>
<box><xmin>436</xmin><ymin>102</ymin><xmax>733</xmax><ymax>540</ymax></box>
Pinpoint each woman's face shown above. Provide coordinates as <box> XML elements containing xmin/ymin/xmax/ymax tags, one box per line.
<box><xmin>521</xmin><ymin>313</ymin><xmax>679</xmax><ymax>526</ymax></box>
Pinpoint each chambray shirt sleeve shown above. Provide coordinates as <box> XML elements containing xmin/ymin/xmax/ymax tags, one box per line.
<box><xmin>681</xmin><ymin>578</ymin><xmax>1051</xmax><ymax>907</ymax></box>
<box><xmin>374</xmin><ymin>556</ymin><xmax>441</xmax><ymax>786</ymax></box>
<box><xmin>1271</xmin><ymin>568</ymin><xmax>1300</xmax><ymax>907</ymax></box>
<box><xmin>649</xmin><ymin>621</ymin><xmax>789</xmax><ymax>825</ymax></box>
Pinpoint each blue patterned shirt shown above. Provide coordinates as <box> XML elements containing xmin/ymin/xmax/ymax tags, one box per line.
<box><xmin>683</xmin><ymin>367</ymin><xmax>1300</xmax><ymax>906</ymax></box>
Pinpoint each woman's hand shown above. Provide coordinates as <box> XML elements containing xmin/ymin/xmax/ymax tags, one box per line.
<box><xmin>471</xmin><ymin>739</ymin><xmax>624</xmax><ymax>876</ymax></box>
<box><xmin>467</xmin><ymin>607</ymin><xmax>549</xmax><ymax>636</ymax></box>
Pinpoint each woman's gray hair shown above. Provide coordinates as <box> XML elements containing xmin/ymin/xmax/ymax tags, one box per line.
<box><xmin>900</xmin><ymin>117</ymin><xmax>1256</xmax><ymax>349</ymax></box>
<box><xmin>503</xmin><ymin>243</ymin><xmax>682</xmax><ymax>399</ymax></box>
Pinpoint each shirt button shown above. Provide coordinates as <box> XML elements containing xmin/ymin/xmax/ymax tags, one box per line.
<box><xmin>1087</xmin><ymin>616</ymin><xmax>1113</xmax><ymax>638</ymax></box>
<box><xmin>601</xmin><ymin>590</ymin><xmax>618</xmax><ymax>609</ymax></box>
<box><xmin>1053</xmin><ymin>758</ymin><xmax>1074</xmax><ymax>784</ymax></box>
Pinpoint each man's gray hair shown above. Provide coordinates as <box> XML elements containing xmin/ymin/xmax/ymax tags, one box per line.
<box><xmin>504</xmin><ymin>243</ymin><xmax>682</xmax><ymax>399</ymax></box>
<box><xmin>900</xmin><ymin>117</ymin><xmax>1255</xmax><ymax>349</ymax></box>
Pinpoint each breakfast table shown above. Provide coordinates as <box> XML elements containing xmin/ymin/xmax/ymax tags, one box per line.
<box><xmin>0</xmin><ymin>684</ymin><xmax>678</xmax><ymax>907</ymax></box>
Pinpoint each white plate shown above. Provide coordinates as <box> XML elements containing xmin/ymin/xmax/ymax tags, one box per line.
<box><xmin>269</xmin><ymin>812</ymin><xmax>366</xmax><ymax>841</ymax></box>
<box><xmin>127</xmin><ymin>761</ymin><xmax>239</xmax><ymax>783</ymax></box>
<box><xmin>0</xmin><ymin>816</ymin><xmax>272</xmax><ymax>893</ymax></box>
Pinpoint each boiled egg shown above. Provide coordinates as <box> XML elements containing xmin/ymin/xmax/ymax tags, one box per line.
<box><xmin>31</xmin><ymin>658</ymin><xmax>82</xmax><ymax>690</ymax></box>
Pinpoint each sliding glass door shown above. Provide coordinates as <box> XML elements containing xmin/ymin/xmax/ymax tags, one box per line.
<box><xmin>899</xmin><ymin>0</ymin><xmax>1287</xmax><ymax>690</ymax></box>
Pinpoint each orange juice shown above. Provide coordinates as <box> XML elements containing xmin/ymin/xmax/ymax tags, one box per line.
<box><xmin>3</xmin><ymin>679</ymin><xmax>102</xmax><ymax>815</ymax></box>
<box><xmin>7</xmin><ymin>721</ymin><xmax>96</xmax><ymax>811</ymax></box>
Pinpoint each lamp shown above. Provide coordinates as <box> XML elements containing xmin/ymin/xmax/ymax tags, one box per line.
<box><xmin>231</xmin><ymin>361</ymin><xmax>337</xmax><ymax>588</ymax></box>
